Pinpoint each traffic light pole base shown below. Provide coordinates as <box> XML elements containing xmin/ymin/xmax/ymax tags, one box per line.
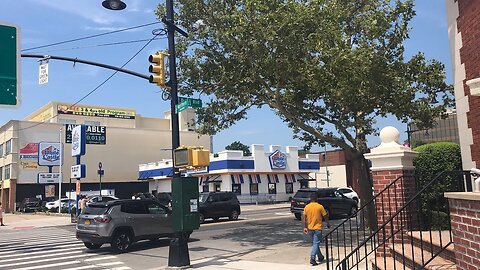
<box><xmin>168</xmin><ymin>232</ymin><xmax>190</xmax><ymax>267</ymax></box>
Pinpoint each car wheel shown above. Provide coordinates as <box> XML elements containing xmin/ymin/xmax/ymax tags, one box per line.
<box><xmin>199</xmin><ymin>213</ymin><xmax>205</xmax><ymax>224</ymax></box>
<box><xmin>84</xmin><ymin>242</ymin><xmax>102</xmax><ymax>250</ymax></box>
<box><xmin>229</xmin><ymin>210</ymin><xmax>239</xmax><ymax>221</ymax></box>
<box><xmin>349</xmin><ymin>206</ymin><xmax>357</xmax><ymax>217</ymax></box>
<box><xmin>111</xmin><ymin>231</ymin><xmax>132</xmax><ymax>253</ymax></box>
<box><xmin>294</xmin><ymin>213</ymin><xmax>302</xmax><ymax>221</ymax></box>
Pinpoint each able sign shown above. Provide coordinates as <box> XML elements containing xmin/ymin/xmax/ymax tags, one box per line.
<box><xmin>38</xmin><ymin>173</ymin><xmax>61</xmax><ymax>184</ymax></box>
<box><xmin>38</xmin><ymin>62</ymin><xmax>48</xmax><ymax>85</ymax></box>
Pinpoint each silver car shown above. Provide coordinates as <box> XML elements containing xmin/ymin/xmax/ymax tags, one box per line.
<box><xmin>76</xmin><ymin>199</ymin><xmax>178</xmax><ymax>252</ymax></box>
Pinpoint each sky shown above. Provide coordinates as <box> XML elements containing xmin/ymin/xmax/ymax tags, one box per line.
<box><xmin>0</xmin><ymin>0</ymin><xmax>451</xmax><ymax>153</ymax></box>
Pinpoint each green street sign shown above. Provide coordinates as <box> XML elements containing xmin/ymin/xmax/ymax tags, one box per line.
<box><xmin>176</xmin><ymin>100</ymin><xmax>189</xmax><ymax>113</ymax></box>
<box><xmin>179</xmin><ymin>97</ymin><xmax>202</xmax><ymax>109</ymax></box>
<box><xmin>0</xmin><ymin>23</ymin><xmax>20</xmax><ymax>107</ymax></box>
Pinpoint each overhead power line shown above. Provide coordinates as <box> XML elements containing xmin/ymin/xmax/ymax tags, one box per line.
<box><xmin>14</xmin><ymin>31</ymin><xmax>163</xmax><ymax>132</ymax></box>
<box><xmin>22</xmin><ymin>21</ymin><xmax>162</xmax><ymax>52</ymax></box>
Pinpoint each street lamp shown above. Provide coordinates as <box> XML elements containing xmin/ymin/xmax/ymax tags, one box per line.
<box><xmin>102</xmin><ymin>0</ymin><xmax>126</xmax><ymax>11</ymax></box>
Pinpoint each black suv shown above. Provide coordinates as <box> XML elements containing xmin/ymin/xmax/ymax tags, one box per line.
<box><xmin>18</xmin><ymin>198</ymin><xmax>42</xmax><ymax>212</ymax></box>
<box><xmin>198</xmin><ymin>192</ymin><xmax>241</xmax><ymax>223</ymax></box>
<box><xmin>290</xmin><ymin>188</ymin><xmax>357</xmax><ymax>220</ymax></box>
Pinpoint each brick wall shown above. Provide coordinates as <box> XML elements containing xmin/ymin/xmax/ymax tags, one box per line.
<box><xmin>448</xmin><ymin>198</ymin><xmax>480</xmax><ymax>270</ymax></box>
<box><xmin>457</xmin><ymin>0</ymin><xmax>480</xmax><ymax>167</ymax></box>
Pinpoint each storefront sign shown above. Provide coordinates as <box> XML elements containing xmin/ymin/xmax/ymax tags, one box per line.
<box><xmin>71</xmin><ymin>125</ymin><xmax>86</xmax><ymax>157</ymax></box>
<box><xmin>65</xmin><ymin>124</ymin><xmax>106</xmax><ymax>145</ymax></box>
<box><xmin>38</xmin><ymin>173</ymin><xmax>61</xmax><ymax>184</ymax></box>
<box><xmin>38</xmin><ymin>142</ymin><xmax>62</xmax><ymax>166</ymax></box>
<box><xmin>269</xmin><ymin>150</ymin><xmax>287</xmax><ymax>169</ymax></box>
<box><xmin>57</xmin><ymin>105</ymin><xmax>135</xmax><ymax>119</ymax></box>
<box><xmin>20</xmin><ymin>143</ymin><xmax>39</xmax><ymax>170</ymax></box>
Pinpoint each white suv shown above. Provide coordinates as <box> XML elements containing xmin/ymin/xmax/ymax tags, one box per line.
<box><xmin>336</xmin><ymin>187</ymin><xmax>359</xmax><ymax>204</ymax></box>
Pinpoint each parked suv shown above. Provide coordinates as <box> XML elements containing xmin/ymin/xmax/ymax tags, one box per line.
<box><xmin>290</xmin><ymin>188</ymin><xmax>357</xmax><ymax>220</ymax></box>
<box><xmin>198</xmin><ymin>192</ymin><xmax>241</xmax><ymax>223</ymax></box>
<box><xmin>18</xmin><ymin>198</ymin><xmax>42</xmax><ymax>212</ymax></box>
<box><xmin>76</xmin><ymin>199</ymin><xmax>182</xmax><ymax>252</ymax></box>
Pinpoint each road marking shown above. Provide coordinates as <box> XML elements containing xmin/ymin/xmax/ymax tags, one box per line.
<box><xmin>84</xmin><ymin>256</ymin><xmax>117</xmax><ymax>262</ymax></box>
<box><xmin>14</xmin><ymin>260</ymin><xmax>81</xmax><ymax>270</ymax></box>
<box><xmin>0</xmin><ymin>250</ymin><xmax>83</xmax><ymax>263</ymax></box>
<box><xmin>0</xmin><ymin>253</ymin><xmax>98</xmax><ymax>268</ymax></box>
<box><xmin>109</xmin><ymin>267</ymin><xmax>131</xmax><ymax>270</ymax></box>
<box><xmin>0</xmin><ymin>246</ymin><xmax>85</xmax><ymax>259</ymax></box>
<box><xmin>96</xmin><ymin>261</ymin><xmax>124</xmax><ymax>266</ymax></box>
<box><xmin>274</xmin><ymin>212</ymin><xmax>292</xmax><ymax>216</ymax></box>
<box><xmin>62</xmin><ymin>266</ymin><xmax>95</xmax><ymax>270</ymax></box>
<box><xmin>0</xmin><ymin>242</ymin><xmax>84</xmax><ymax>254</ymax></box>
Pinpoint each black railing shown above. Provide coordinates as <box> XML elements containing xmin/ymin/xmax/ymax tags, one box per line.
<box><xmin>334</xmin><ymin>170</ymin><xmax>472</xmax><ymax>270</ymax></box>
<box><xmin>324</xmin><ymin>174</ymin><xmax>412</xmax><ymax>270</ymax></box>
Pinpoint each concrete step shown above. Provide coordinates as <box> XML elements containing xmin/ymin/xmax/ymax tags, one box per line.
<box><xmin>370</xmin><ymin>256</ymin><xmax>413</xmax><ymax>270</ymax></box>
<box><xmin>390</xmin><ymin>244</ymin><xmax>456</xmax><ymax>270</ymax></box>
<box><xmin>407</xmin><ymin>231</ymin><xmax>455</xmax><ymax>262</ymax></box>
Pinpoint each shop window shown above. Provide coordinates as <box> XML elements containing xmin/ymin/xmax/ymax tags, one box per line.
<box><xmin>5</xmin><ymin>165</ymin><xmax>10</xmax><ymax>180</ymax></box>
<box><xmin>202</xmin><ymin>185</ymin><xmax>209</xmax><ymax>192</ymax></box>
<box><xmin>5</xmin><ymin>139</ymin><xmax>11</xmax><ymax>155</ymax></box>
<box><xmin>214</xmin><ymin>183</ymin><xmax>221</xmax><ymax>192</ymax></box>
<box><xmin>268</xmin><ymin>183</ymin><xmax>277</xmax><ymax>194</ymax></box>
<box><xmin>285</xmin><ymin>183</ymin><xmax>294</xmax><ymax>194</ymax></box>
<box><xmin>300</xmin><ymin>181</ymin><xmax>308</xmax><ymax>189</ymax></box>
<box><xmin>232</xmin><ymin>184</ymin><xmax>241</xmax><ymax>195</ymax></box>
<box><xmin>250</xmin><ymin>183</ymin><xmax>258</xmax><ymax>195</ymax></box>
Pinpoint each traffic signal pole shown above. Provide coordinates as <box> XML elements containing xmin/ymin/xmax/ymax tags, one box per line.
<box><xmin>164</xmin><ymin>0</ymin><xmax>191</xmax><ymax>266</ymax></box>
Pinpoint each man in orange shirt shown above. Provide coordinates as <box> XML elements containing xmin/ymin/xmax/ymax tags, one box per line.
<box><xmin>303</xmin><ymin>192</ymin><xmax>330</xmax><ymax>266</ymax></box>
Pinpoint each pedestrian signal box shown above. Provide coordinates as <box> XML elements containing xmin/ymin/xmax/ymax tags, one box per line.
<box><xmin>174</xmin><ymin>146</ymin><xmax>210</xmax><ymax>169</ymax></box>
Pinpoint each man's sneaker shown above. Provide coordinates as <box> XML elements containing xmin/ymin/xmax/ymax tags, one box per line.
<box><xmin>318</xmin><ymin>254</ymin><xmax>325</xmax><ymax>262</ymax></box>
<box><xmin>310</xmin><ymin>259</ymin><xmax>318</xmax><ymax>266</ymax></box>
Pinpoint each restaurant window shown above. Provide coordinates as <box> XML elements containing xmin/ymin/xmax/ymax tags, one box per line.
<box><xmin>250</xmin><ymin>183</ymin><xmax>258</xmax><ymax>195</ymax></box>
<box><xmin>202</xmin><ymin>185</ymin><xmax>209</xmax><ymax>192</ymax></box>
<box><xmin>285</xmin><ymin>183</ymin><xmax>294</xmax><ymax>194</ymax></box>
<box><xmin>5</xmin><ymin>165</ymin><xmax>10</xmax><ymax>180</ymax></box>
<box><xmin>232</xmin><ymin>184</ymin><xmax>241</xmax><ymax>195</ymax></box>
<box><xmin>268</xmin><ymin>183</ymin><xmax>277</xmax><ymax>194</ymax></box>
<box><xmin>5</xmin><ymin>139</ymin><xmax>12</xmax><ymax>155</ymax></box>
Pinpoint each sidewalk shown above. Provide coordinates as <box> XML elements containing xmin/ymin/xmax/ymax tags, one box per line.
<box><xmin>0</xmin><ymin>213</ymin><xmax>73</xmax><ymax>229</ymax></box>
<box><xmin>240</xmin><ymin>202</ymin><xmax>290</xmax><ymax>212</ymax></box>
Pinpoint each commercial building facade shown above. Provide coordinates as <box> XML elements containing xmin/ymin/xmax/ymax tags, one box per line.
<box><xmin>0</xmin><ymin>102</ymin><xmax>210</xmax><ymax>211</ymax></box>
<box><xmin>139</xmin><ymin>145</ymin><xmax>320</xmax><ymax>203</ymax></box>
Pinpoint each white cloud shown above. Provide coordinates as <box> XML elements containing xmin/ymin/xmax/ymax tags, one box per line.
<box><xmin>30</xmin><ymin>0</ymin><xmax>126</xmax><ymax>25</ymax></box>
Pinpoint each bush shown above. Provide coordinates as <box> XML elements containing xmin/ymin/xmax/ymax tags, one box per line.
<box><xmin>430</xmin><ymin>211</ymin><xmax>449</xmax><ymax>230</ymax></box>
<box><xmin>413</xmin><ymin>142</ymin><xmax>462</xmax><ymax>229</ymax></box>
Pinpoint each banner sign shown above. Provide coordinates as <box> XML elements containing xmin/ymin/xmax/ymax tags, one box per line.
<box><xmin>38</xmin><ymin>173</ymin><xmax>61</xmax><ymax>184</ymax></box>
<box><xmin>20</xmin><ymin>143</ymin><xmax>39</xmax><ymax>170</ymax></box>
<box><xmin>57</xmin><ymin>105</ymin><xmax>135</xmax><ymax>119</ymax></box>
<box><xmin>65</xmin><ymin>124</ymin><xmax>106</xmax><ymax>145</ymax></box>
<box><xmin>38</xmin><ymin>142</ymin><xmax>62</xmax><ymax>166</ymax></box>
<box><xmin>71</xmin><ymin>164</ymin><xmax>86</xmax><ymax>179</ymax></box>
<box><xmin>71</xmin><ymin>125</ymin><xmax>86</xmax><ymax>157</ymax></box>
<box><xmin>269</xmin><ymin>150</ymin><xmax>287</xmax><ymax>169</ymax></box>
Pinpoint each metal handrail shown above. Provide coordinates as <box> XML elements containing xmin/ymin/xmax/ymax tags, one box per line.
<box><xmin>336</xmin><ymin>170</ymin><xmax>471</xmax><ymax>270</ymax></box>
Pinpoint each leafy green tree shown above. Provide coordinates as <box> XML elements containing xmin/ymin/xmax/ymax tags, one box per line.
<box><xmin>225</xmin><ymin>141</ymin><xmax>252</xmax><ymax>156</ymax></box>
<box><xmin>157</xmin><ymin>0</ymin><xmax>452</xmax><ymax>225</ymax></box>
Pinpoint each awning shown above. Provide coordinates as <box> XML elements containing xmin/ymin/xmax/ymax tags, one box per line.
<box><xmin>138</xmin><ymin>171</ymin><xmax>153</xmax><ymax>180</ymax></box>
<box><xmin>199</xmin><ymin>176</ymin><xmax>209</xmax><ymax>185</ymax></box>
<box><xmin>231</xmin><ymin>174</ymin><xmax>245</xmax><ymax>184</ymax></box>
<box><xmin>267</xmin><ymin>174</ymin><xmax>280</xmax><ymax>184</ymax></box>
<box><xmin>248</xmin><ymin>174</ymin><xmax>261</xmax><ymax>184</ymax></box>
<box><xmin>296</xmin><ymin>173</ymin><xmax>316</xmax><ymax>181</ymax></box>
<box><xmin>284</xmin><ymin>174</ymin><xmax>297</xmax><ymax>183</ymax></box>
<box><xmin>201</xmin><ymin>175</ymin><xmax>222</xmax><ymax>185</ymax></box>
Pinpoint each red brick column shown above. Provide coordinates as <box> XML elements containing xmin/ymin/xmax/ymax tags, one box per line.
<box><xmin>365</xmin><ymin>127</ymin><xmax>418</xmax><ymax>256</ymax></box>
<box><xmin>445</xmin><ymin>193</ymin><xmax>480</xmax><ymax>270</ymax></box>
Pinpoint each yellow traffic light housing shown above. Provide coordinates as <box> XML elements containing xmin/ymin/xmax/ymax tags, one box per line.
<box><xmin>174</xmin><ymin>146</ymin><xmax>210</xmax><ymax>169</ymax></box>
<box><xmin>148</xmin><ymin>51</ymin><xmax>169</xmax><ymax>88</ymax></box>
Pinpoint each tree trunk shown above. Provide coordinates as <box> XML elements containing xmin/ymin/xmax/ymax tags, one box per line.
<box><xmin>352</xmin><ymin>153</ymin><xmax>377</xmax><ymax>231</ymax></box>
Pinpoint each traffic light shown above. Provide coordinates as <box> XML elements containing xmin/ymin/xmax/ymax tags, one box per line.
<box><xmin>148</xmin><ymin>51</ymin><xmax>169</xmax><ymax>88</ymax></box>
<box><xmin>174</xmin><ymin>146</ymin><xmax>210</xmax><ymax>169</ymax></box>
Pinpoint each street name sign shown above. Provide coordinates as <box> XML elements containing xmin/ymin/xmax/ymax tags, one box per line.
<box><xmin>0</xmin><ymin>23</ymin><xmax>20</xmax><ymax>107</ymax></box>
<box><xmin>176</xmin><ymin>100</ymin><xmax>189</xmax><ymax>113</ymax></box>
<box><xmin>38</xmin><ymin>173</ymin><xmax>62</xmax><ymax>184</ymax></box>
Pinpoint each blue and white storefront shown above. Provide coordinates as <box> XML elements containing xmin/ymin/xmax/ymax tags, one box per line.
<box><xmin>138</xmin><ymin>145</ymin><xmax>320</xmax><ymax>203</ymax></box>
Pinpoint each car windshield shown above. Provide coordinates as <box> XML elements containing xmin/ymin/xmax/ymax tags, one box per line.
<box><xmin>295</xmin><ymin>191</ymin><xmax>315</xmax><ymax>198</ymax></box>
<box><xmin>199</xmin><ymin>194</ymin><xmax>208</xmax><ymax>203</ymax></box>
<box><xmin>83</xmin><ymin>205</ymin><xmax>108</xmax><ymax>215</ymax></box>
